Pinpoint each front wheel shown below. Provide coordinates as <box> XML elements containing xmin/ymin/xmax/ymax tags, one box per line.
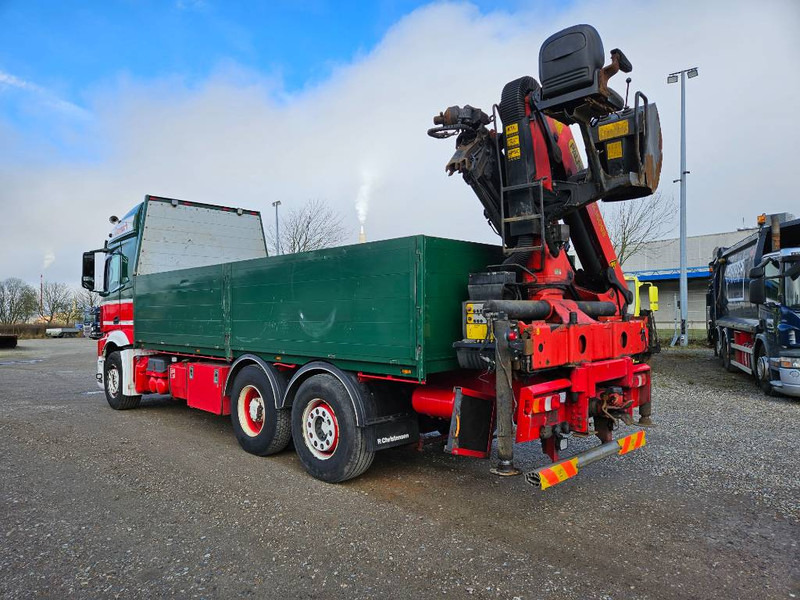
<box><xmin>291</xmin><ymin>374</ymin><xmax>374</xmax><ymax>483</ymax></box>
<box><xmin>104</xmin><ymin>351</ymin><xmax>141</xmax><ymax>410</ymax></box>
<box><xmin>753</xmin><ymin>345</ymin><xmax>774</xmax><ymax>396</ymax></box>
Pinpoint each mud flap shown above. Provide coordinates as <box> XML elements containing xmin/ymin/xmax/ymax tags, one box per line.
<box><xmin>366</xmin><ymin>415</ymin><xmax>420</xmax><ymax>452</ymax></box>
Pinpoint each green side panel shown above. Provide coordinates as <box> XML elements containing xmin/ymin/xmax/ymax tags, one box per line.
<box><xmin>419</xmin><ymin>237</ymin><xmax>503</xmax><ymax>378</ymax></box>
<box><xmin>132</xmin><ymin>235</ymin><xmax>501</xmax><ymax>379</ymax></box>
<box><xmin>134</xmin><ymin>264</ymin><xmax>227</xmax><ymax>354</ymax></box>
<box><xmin>229</xmin><ymin>237</ymin><xmax>419</xmax><ymax>368</ymax></box>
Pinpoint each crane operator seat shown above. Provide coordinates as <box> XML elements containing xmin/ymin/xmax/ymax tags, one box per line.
<box><xmin>537</xmin><ymin>24</ymin><xmax>625</xmax><ymax>122</ymax></box>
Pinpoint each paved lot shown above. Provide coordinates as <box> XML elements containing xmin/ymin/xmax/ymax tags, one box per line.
<box><xmin>1</xmin><ymin>338</ymin><xmax>797</xmax><ymax>599</ymax></box>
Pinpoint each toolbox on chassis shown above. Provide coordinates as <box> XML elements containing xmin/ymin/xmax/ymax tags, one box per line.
<box><xmin>83</xmin><ymin>24</ymin><xmax>661</xmax><ymax>487</ymax></box>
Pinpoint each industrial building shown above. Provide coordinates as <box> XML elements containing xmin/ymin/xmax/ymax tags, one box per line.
<box><xmin>623</xmin><ymin>229</ymin><xmax>757</xmax><ymax>337</ymax></box>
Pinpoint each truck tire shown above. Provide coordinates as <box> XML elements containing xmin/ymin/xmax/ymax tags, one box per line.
<box><xmin>230</xmin><ymin>365</ymin><xmax>291</xmax><ymax>456</ymax></box>
<box><xmin>753</xmin><ymin>345</ymin><xmax>774</xmax><ymax>396</ymax></box>
<box><xmin>104</xmin><ymin>351</ymin><xmax>141</xmax><ymax>410</ymax></box>
<box><xmin>722</xmin><ymin>334</ymin><xmax>738</xmax><ymax>373</ymax></box>
<box><xmin>291</xmin><ymin>374</ymin><xmax>375</xmax><ymax>483</ymax></box>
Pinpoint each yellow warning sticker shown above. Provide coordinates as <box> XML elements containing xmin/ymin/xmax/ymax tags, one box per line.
<box><xmin>508</xmin><ymin>147</ymin><xmax>521</xmax><ymax>160</ymax></box>
<box><xmin>568</xmin><ymin>139</ymin><xmax>584</xmax><ymax>170</ymax></box>
<box><xmin>598</xmin><ymin>120</ymin><xmax>629</xmax><ymax>140</ymax></box>
<box><xmin>606</xmin><ymin>140</ymin><xmax>623</xmax><ymax>160</ymax></box>
<box><xmin>506</xmin><ymin>135</ymin><xmax>520</xmax><ymax>148</ymax></box>
<box><xmin>553</xmin><ymin>120</ymin><xmax>564</xmax><ymax>134</ymax></box>
<box><xmin>466</xmin><ymin>323</ymin><xmax>489</xmax><ymax>340</ymax></box>
<box><xmin>505</xmin><ymin>123</ymin><xmax>519</xmax><ymax>135</ymax></box>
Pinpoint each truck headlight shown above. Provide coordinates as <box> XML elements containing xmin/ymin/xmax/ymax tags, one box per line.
<box><xmin>780</xmin><ymin>357</ymin><xmax>800</xmax><ymax>369</ymax></box>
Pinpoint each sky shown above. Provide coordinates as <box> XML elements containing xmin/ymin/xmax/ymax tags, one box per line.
<box><xmin>1</xmin><ymin>0</ymin><xmax>799</xmax><ymax>287</ymax></box>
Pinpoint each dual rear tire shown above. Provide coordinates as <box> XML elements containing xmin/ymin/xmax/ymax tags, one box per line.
<box><xmin>230</xmin><ymin>368</ymin><xmax>374</xmax><ymax>482</ymax></box>
<box><xmin>290</xmin><ymin>374</ymin><xmax>374</xmax><ymax>483</ymax></box>
<box><xmin>230</xmin><ymin>366</ymin><xmax>292</xmax><ymax>456</ymax></box>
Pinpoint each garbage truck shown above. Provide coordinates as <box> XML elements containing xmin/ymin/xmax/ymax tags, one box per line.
<box><xmin>708</xmin><ymin>213</ymin><xmax>800</xmax><ymax>396</ymax></box>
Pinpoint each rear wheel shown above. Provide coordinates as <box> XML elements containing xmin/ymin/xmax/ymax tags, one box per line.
<box><xmin>230</xmin><ymin>365</ymin><xmax>291</xmax><ymax>456</ymax></box>
<box><xmin>291</xmin><ymin>374</ymin><xmax>374</xmax><ymax>483</ymax></box>
<box><xmin>104</xmin><ymin>351</ymin><xmax>141</xmax><ymax>410</ymax></box>
<box><xmin>753</xmin><ymin>345</ymin><xmax>774</xmax><ymax>396</ymax></box>
<box><xmin>721</xmin><ymin>334</ymin><xmax>737</xmax><ymax>373</ymax></box>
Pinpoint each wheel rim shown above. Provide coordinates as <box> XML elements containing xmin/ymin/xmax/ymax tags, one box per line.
<box><xmin>756</xmin><ymin>352</ymin><xmax>768</xmax><ymax>381</ymax></box>
<box><xmin>238</xmin><ymin>385</ymin><xmax>265</xmax><ymax>437</ymax></box>
<box><xmin>302</xmin><ymin>398</ymin><xmax>339</xmax><ymax>460</ymax></box>
<box><xmin>107</xmin><ymin>365</ymin><xmax>120</xmax><ymax>397</ymax></box>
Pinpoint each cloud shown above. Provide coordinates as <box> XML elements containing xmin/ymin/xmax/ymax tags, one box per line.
<box><xmin>1</xmin><ymin>0</ymin><xmax>799</xmax><ymax>288</ymax></box>
<box><xmin>0</xmin><ymin>70</ymin><xmax>91</xmax><ymax>119</ymax></box>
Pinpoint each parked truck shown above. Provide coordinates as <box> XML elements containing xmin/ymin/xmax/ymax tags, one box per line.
<box><xmin>82</xmin><ymin>24</ymin><xmax>663</xmax><ymax>487</ymax></box>
<box><xmin>708</xmin><ymin>213</ymin><xmax>800</xmax><ymax>396</ymax></box>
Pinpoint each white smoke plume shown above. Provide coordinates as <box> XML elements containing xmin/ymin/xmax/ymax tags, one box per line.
<box><xmin>42</xmin><ymin>251</ymin><xmax>55</xmax><ymax>270</ymax></box>
<box><xmin>355</xmin><ymin>168</ymin><xmax>376</xmax><ymax>225</ymax></box>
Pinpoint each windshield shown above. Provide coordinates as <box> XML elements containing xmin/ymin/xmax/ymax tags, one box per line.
<box><xmin>786</xmin><ymin>260</ymin><xmax>800</xmax><ymax>308</ymax></box>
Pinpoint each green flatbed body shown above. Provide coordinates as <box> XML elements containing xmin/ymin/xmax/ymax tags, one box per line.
<box><xmin>133</xmin><ymin>235</ymin><xmax>502</xmax><ymax>381</ymax></box>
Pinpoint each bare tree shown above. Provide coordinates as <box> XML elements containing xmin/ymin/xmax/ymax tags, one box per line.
<box><xmin>266</xmin><ymin>199</ymin><xmax>350</xmax><ymax>255</ymax></box>
<box><xmin>70</xmin><ymin>288</ymin><xmax>100</xmax><ymax>326</ymax></box>
<box><xmin>40</xmin><ymin>281</ymin><xmax>72</xmax><ymax>324</ymax></box>
<box><xmin>600</xmin><ymin>192</ymin><xmax>676</xmax><ymax>266</ymax></box>
<box><xmin>75</xmin><ymin>288</ymin><xmax>100</xmax><ymax>313</ymax></box>
<box><xmin>0</xmin><ymin>278</ymin><xmax>38</xmax><ymax>324</ymax></box>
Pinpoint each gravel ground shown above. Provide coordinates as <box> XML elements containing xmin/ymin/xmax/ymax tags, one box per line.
<box><xmin>0</xmin><ymin>338</ymin><xmax>797</xmax><ymax>599</ymax></box>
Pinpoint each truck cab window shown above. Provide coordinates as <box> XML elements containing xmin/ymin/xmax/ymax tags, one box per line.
<box><xmin>105</xmin><ymin>254</ymin><xmax>121</xmax><ymax>293</ymax></box>
<box><xmin>764</xmin><ymin>261</ymin><xmax>780</xmax><ymax>303</ymax></box>
<box><xmin>786</xmin><ymin>262</ymin><xmax>800</xmax><ymax>308</ymax></box>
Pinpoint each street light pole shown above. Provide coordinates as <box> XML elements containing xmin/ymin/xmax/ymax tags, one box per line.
<box><xmin>272</xmin><ymin>200</ymin><xmax>282</xmax><ymax>255</ymax></box>
<box><xmin>668</xmin><ymin>67</ymin><xmax>698</xmax><ymax>347</ymax></box>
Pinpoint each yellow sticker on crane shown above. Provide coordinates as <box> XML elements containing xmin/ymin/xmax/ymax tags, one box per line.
<box><xmin>505</xmin><ymin>123</ymin><xmax>519</xmax><ymax>135</ymax></box>
<box><xmin>606</xmin><ymin>140</ymin><xmax>623</xmax><ymax>160</ymax></box>
<box><xmin>506</xmin><ymin>135</ymin><xmax>520</xmax><ymax>148</ymax></box>
<box><xmin>598</xmin><ymin>120</ymin><xmax>629</xmax><ymax>141</ymax></box>
<box><xmin>508</xmin><ymin>147</ymin><xmax>521</xmax><ymax>160</ymax></box>
<box><xmin>568</xmin><ymin>139</ymin><xmax>584</xmax><ymax>170</ymax></box>
<box><xmin>466</xmin><ymin>323</ymin><xmax>489</xmax><ymax>340</ymax></box>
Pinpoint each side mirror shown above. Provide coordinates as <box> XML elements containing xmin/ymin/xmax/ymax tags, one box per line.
<box><xmin>82</xmin><ymin>252</ymin><xmax>96</xmax><ymax>291</ymax></box>
<box><xmin>749</xmin><ymin>266</ymin><xmax>764</xmax><ymax>278</ymax></box>
<box><xmin>648</xmin><ymin>285</ymin><xmax>659</xmax><ymax>311</ymax></box>
<box><xmin>749</xmin><ymin>278</ymin><xmax>766</xmax><ymax>304</ymax></box>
